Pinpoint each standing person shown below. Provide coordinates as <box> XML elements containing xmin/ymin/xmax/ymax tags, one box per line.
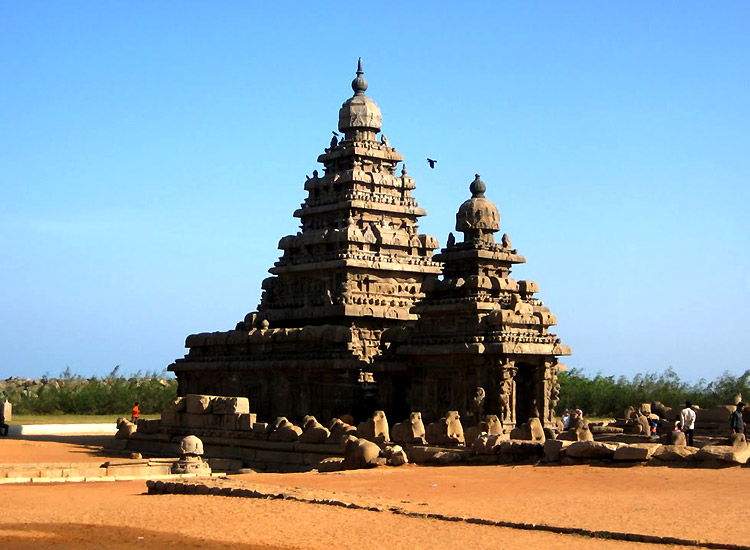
<box><xmin>0</xmin><ymin>408</ymin><xmax>8</xmax><ymax>437</ymax></box>
<box><xmin>561</xmin><ymin>409</ymin><xmax>571</xmax><ymax>430</ymax></box>
<box><xmin>131</xmin><ymin>402</ymin><xmax>140</xmax><ymax>424</ymax></box>
<box><xmin>680</xmin><ymin>401</ymin><xmax>696</xmax><ymax>447</ymax></box>
<box><xmin>730</xmin><ymin>402</ymin><xmax>745</xmax><ymax>437</ymax></box>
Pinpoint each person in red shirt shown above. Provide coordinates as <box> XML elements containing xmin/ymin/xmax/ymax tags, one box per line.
<box><xmin>131</xmin><ymin>402</ymin><xmax>140</xmax><ymax>424</ymax></box>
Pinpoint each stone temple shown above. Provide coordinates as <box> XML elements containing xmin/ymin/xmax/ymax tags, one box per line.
<box><xmin>169</xmin><ymin>60</ymin><xmax>570</xmax><ymax>429</ymax></box>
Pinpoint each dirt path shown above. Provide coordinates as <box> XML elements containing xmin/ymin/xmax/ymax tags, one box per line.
<box><xmin>0</xmin><ymin>437</ymin><xmax>747</xmax><ymax>550</ymax></box>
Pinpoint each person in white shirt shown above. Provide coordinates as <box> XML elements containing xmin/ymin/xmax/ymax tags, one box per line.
<box><xmin>680</xmin><ymin>402</ymin><xmax>697</xmax><ymax>447</ymax></box>
<box><xmin>561</xmin><ymin>409</ymin><xmax>571</xmax><ymax>430</ymax></box>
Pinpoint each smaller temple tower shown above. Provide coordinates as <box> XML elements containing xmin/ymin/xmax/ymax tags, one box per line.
<box><xmin>379</xmin><ymin>175</ymin><xmax>571</xmax><ymax>428</ymax></box>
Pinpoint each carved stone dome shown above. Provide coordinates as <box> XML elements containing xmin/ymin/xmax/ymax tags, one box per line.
<box><xmin>338</xmin><ymin>58</ymin><xmax>382</xmax><ymax>134</ymax></box>
<box><xmin>456</xmin><ymin>174</ymin><xmax>500</xmax><ymax>234</ymax></box>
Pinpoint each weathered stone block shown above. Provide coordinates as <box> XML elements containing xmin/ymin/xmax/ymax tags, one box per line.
<box><xmin>212</xmin><ymin>397</ymin><xmax>250</xmax><ymax>415</ymax></box>
<box><xmin>237</xmin><ymin>413</ymin><xmax>257</xmax><ymax>431</ymax></box>
<box><xmin>728</xmin><ymin>433</ymin><xmax>747</xmax><ymax>448</ymax></box>
<box><xmin>472</xmin><ymin>433</ymin><xmax>507</xmax><ymax>455</ymax></box>
<box><xmin>565</xmin><ymin>440</ymin><xmax>621</xmax><ymax>459</ymax></box>
<box><xmin>173</xmin><ymin>397</ymin><xmax>186</xmax><ymax>412</ymax></box>
<box><xmin>652</xmin><ymin>444</ymin><xmax>698</xmax><ymax>461</ymax></box>
<box><xmin>695</xmin><ymin>445</ymin><xmax>750</xmax><ymax>465</ymax></box>
<box><xmin>543</xmin><ymin>439</ymin><xmax>571</xmax><ymax>462</ymax></box>
<box><xmin>185</xmin><ymin>394</ymin><xmax>214</xmax><ymax>415</ymax></box>
<box><xmin>498</xmin><ymin>440</ymin><xmax>544</xmax><ymax>461</ymax></box>
<box><xmin>613</xmin><ymin>443</ymin><xmax>661</xmax><ymax>461</ymax></box>
<box><xmin>342</xmin><ymin>437</ymin><xmax>381</xmax><ymax>470</ymax></box>
<box><xmin>221</xmin><ymin>414</ymin><xmax>238</xmax><ymax>431</ymax></box>
<box><xmin>183</xmin><ymin>413</ymin><xmax>210</xmax><ymax>429</ymax></box>
<box><xmin>160</xmin><ymin>410</ymin><xmax>178</xmax><ymax>427</ymax></box>
<box><xmin>137</xmin><ymin>419</ymin><xmax>160</xmax><ymax>434</ymax></box>
<box><xmin>381</xmin><ymin>445</ymin><xmax>408</xmax><ymax>466</ymax></box>
<box><xmin>670</xmin><ymin>431</ymin><xmax>687</xmax><ymax>446</ymax></box>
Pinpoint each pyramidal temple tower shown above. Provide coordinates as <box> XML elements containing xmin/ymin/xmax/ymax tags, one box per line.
<box><xmin>169</xmin><ymin>60</ymin><xmax>441</xmax><ymax>420</ymax></box>
<box><xmin>378</xmin><ymin>175</ymin><xmax>571</xmax><ymax>427</ymax></box>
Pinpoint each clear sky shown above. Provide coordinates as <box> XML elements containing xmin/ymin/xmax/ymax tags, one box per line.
<box><xmin>1</xmin><ymin>2</ymin><xmax>748</xmax><ymax>382</ymax></box>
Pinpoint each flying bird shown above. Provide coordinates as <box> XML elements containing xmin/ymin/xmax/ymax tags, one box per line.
<box><xmin>427</xmin><ymin>158</ymin><xmax>437</xmax><ymax>169</ymax></box>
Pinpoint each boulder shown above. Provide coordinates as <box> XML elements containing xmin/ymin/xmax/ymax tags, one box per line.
<box><xmin>498</xmin><ymin>440</ymin><xmax>544</xmax><ymax>462</ymax></box>
<box><xmin>391</xmin><ymin>412</ymin><xmax>426</xmax><ymax>444</ymax></box>
<box><xmin>381</xmin><ymin>444</ymin><xmax>408</xmax><ymax>466</ymax></box>
<box><xmin>728</xmin><ymin>433</ymin><xmax>747</xmax><ymax>448</ymax></box>
<box><xmin>543</xmin><ymin>439</ymin><xmax>572</xmax><ymax>462</ymax></box>
<box><xmin>623</xmin><ymin>406</ymin><xmax>636</xmax><ymax>420</ymax></box>
<box><xmin>342</xmin><ymin>436</ymin><xmax>382</xmax><ymax>470</ymax></box>
<box><xmin>651</xmin><ymin>401</ymin><xmax>671</xmax><ymax>419</ymax></box>
<box><xmin>670</xmin><ymin>431</ymin><xmax>687</xmax><ymax>446</ymax></box>
<box><xmin>299</xmin><ymin>415</ymin><xmax>330</xmax><ymax>444</ymax></box>
<box><xmin>509</xmin><ymin>423</ymin><xmax>530</xmax><ymax>441</ymax></box>
<box><xmin>613</xmin><ymin>443</ymin><xmax>662</xmax><ymax>461</ymax></box>
<box><xmin>472</xmin><ymin>433</ymin><xmax>507</xmax><ymax>455</ymax></box>
<box><xmin>212</xmin><ymin>397</ymin><xmax>250</xmax><ymax>415</ymax></box>
<box><xmin>652</xmin><ymin>445</ymin><xmax>699</xmax><ymax>461</ymax></box>
<box><xmin>565</xmin><ymin>440</ymin><xmax>621</xmax><ymax>459</ymax></box>
<box><xmin>185</xmin><ymin>394</ymin><xmax>213</xmax><ymax>415</ymax></box>
<box><xmin>694</xmin><ymin>445</ymin><xmax>750</xmax><ymax>465</ymax></box>
<box><xmin>433</xmin><ymin>450</ymin><xmax>464</xmax><ymax>465</ymax></box>
<box><xmin>464</xmin><ymin>423</ymin><xmax>487</xmax><ymax>447</ymax></box>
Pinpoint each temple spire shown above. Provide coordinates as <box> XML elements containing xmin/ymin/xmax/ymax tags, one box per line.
<box><xmin>351</xmin><ymin>57</ymin><xmax>368</xmax><ymax>96</ymax></box>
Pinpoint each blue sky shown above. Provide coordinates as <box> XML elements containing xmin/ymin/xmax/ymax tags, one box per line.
<box><xmin>1</xmin><ymin>2</ymin><xmax>748</xmax><ymax>382</ymax></box>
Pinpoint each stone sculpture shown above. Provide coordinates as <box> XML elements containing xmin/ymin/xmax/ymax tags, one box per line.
<box><xmin>171</xmin><ymin>435</ymin><xmax>212</xmax><ymax>475</ymax></box>
<box><xmin>391</xmin><ymin>412</ymin><xmax>426</xmax><ymax>444</ymax></box>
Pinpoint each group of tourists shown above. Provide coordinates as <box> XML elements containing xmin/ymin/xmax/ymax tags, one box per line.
<box><xmin>560</xmin><ymin>401</ymin><xmax>747</xmax><ymax>445</ymax></box>
<box><xmin>673</xmin><ymin>401</ymin><xmax>746</xmax><ymax>445</ymax></box>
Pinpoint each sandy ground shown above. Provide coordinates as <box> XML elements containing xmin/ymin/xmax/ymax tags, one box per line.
<box><xmin>0</xmin><ymin>436</ymin><xmax>748</xmax><ymax>550</ymax></box>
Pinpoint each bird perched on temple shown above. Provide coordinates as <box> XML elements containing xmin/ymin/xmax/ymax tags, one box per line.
<box><xmin>332</xmin><ymin>130</ymin><xmax>340</xmax><ymax>137</ymax></box>
<box><xmin>427</xmin><ymin>158</ymin><xmax>437</xmax><ymax>169</ymax></box>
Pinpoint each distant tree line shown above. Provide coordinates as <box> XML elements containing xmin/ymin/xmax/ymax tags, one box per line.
<box><xmin>0</xmin><ymin>366</ymin><xmax>178</xmax><ymax>416</ymax></box>
<box><xmin>556</xmin><ymin>367</ymin><xmax>750</xmax><ymax>417</ymax></box>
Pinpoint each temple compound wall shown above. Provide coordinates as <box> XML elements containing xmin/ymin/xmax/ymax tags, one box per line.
<box><xmin>169</xmin><ymin>60</ymin><xmax>570</xmax><ymax>429</ymax></box>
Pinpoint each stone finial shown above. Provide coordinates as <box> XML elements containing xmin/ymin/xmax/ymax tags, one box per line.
<box><xmin>351</xmin><ymin>57</ymin><xmax>368</xmax><ymax>96</ymax></box>
<box><xmin>470</xmin><ymin>174</ymin><xmax>486</xmax><ymax>198</ymax></box>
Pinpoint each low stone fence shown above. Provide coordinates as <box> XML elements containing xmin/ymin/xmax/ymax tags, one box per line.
<box><xmin>121</xmin><ymin>394</ymin><xmax>750</xmax><ymax>471</ymax></box>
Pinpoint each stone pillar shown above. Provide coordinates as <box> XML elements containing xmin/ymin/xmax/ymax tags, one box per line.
<box><xmin>543</xmin><ymin>361</ymin><xmax>561</xmax><ymax>427</ymax></box>
<box><xmin>497</xmin><ymin>361</ymin><xmax>517</xmax><ymax>428</ymax></box>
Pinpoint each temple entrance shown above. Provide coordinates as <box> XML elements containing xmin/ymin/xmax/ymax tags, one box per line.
<box><xmin>514</xmin><ymin>363</ymin><xmax>537</xmax><ymax>426</ymax></box>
